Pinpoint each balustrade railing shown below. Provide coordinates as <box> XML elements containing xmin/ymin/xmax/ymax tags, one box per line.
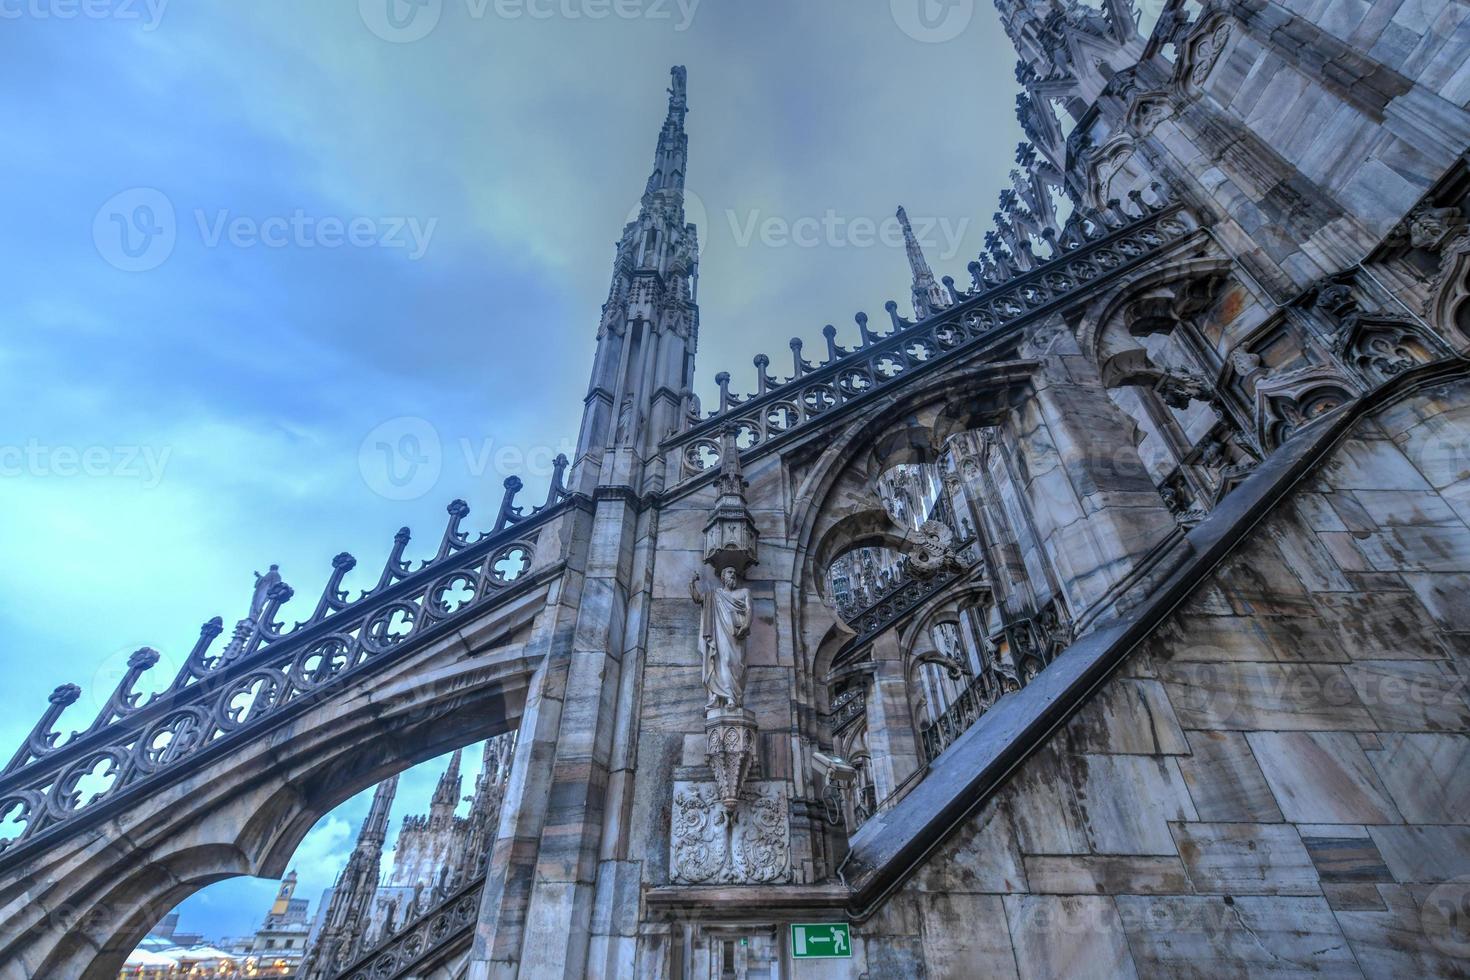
<box><xmin>334</xmin><ymin>875</ymin><xmax>484</xmax><ymax>980</ymax></box>
<box><xmin>919</xmin><ymin>599</ymin><xmax>1072</xmax><ymax>763</ymax></box>
<box><xmin>0</xmin><ymin>462</ymin><xmax>574</xmax><ymax>866</ymax></box>
<box><xmin>831</xmin><ymin>537</ymin><xmax>979</xmax><ymax>671</ymax></box>
<box><xmin>664</xmin><ymin>200</ymin><xmax>1193</xmax><ymax>480</ymax></box>
<box><xmin>830</xmin><ymin>687</ymin><xmax>866</xmax><ymax>734</ymax></box>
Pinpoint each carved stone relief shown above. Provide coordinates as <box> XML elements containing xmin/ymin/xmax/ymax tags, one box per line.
<box><xmin>1186</xmin><ymin>22</ymin><xmax>1232</xmax><ymax>87</ymax></box>
<box><xmin>670</xmin><ymin>781</ymin><xmax>791</xmax><ymax>885</ymax></box>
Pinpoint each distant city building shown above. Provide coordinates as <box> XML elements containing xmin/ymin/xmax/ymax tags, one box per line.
<box><xmin>242</xmin><ymin>870</ymin><xmax>313</xmax><ymax>975</ymax></box>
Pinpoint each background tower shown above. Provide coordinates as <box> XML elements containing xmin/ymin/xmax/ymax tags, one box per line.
<box><xmin>299</xmin><ymin>775</ymin><xmax>397</xmax><ymax>980</ymax></box>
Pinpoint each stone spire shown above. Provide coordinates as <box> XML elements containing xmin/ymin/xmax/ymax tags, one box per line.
<box><xmin>574</xmin><ymin>66</ymin><xmax>701</xmax><ymax>491</ymax></box>
<box><xmin>897</xmin><ymin>205</ymin><xmax>950</xmax><ymax>319</ymax></box>
<box><xmin>464</xmin><ymin>732</ymin><xmax>516</xmax><ymax>878</ymax></box>
<box><xmin>429</xmin><ymin>748</ymin><xmax>464</xmax><ymax>816</ymax></box>
<box><xmin>640</xmin><ymin>64</ymin><xmax>689</xmax><ymax>232</ymax></box>
<box><xmin>299</xmin><ymin>775</ymin><xmax>398</xmax><ymax>980</ymax></box>
<box><xmin>361</xmin><ymin>774</ymin><xmax>398</xmax><ymax>846</ymax></box>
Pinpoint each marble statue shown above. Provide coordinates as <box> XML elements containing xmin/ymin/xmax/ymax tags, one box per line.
<box><xmin>249</xmin><ymin>564</ymin><xmax>282</xmax><ymax>621</ymax></box>
<box><xmin>689</xmin><ymin>567</ymin><xmax>751</xmax><ymax>710</ymax></box>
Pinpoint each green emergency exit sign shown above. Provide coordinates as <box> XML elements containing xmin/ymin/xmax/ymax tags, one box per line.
<box><xmin>791</xmin><ymin>923</ymin><xmax>851</xmax><ymax>958</ymax></box>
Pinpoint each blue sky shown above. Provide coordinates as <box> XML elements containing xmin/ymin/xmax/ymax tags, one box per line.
<box><xmin>0</xmin><ymin>0</ymin><xmax>1023</xmax><ymax>940</ymax></box>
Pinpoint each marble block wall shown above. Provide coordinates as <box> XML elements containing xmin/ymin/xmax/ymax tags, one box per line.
<box><xmin>853</xmin><ymin>382</ymin><xmax>1470</xmax><ymax>978</ymax></box>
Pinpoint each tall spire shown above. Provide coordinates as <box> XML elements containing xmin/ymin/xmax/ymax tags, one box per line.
<box><xmin>430</xmin><ymin>748</ymin><xmax>464</xmax><ymax>814</ymax></box>
<box><xmin>299</xmin><ymin>775</ymin><xmax>399</xmax><ymax>980</ymax></box>
<box><xmin>574</xmin><ymin>67</ymin><xmax>701</xmax><ymax>490</ymax></box>
<box><xmin>897</xmin><ymin>205</ymin><xmax>951</xmax><ymax>319</ymax></box>
<box><xmin>642</xmin><ymin>65</ymin><xmax>688</xmax><ymax>208</ymax></box>
<box><xmin>361</xmin><ymin>773</ymin><xmax>398</xmax><ymax>846</ymax></box>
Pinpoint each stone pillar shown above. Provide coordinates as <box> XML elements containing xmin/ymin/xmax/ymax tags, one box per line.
<box><xmin>1010</xmin><ymin>325</ymin><xmax>1179</xmax><ymax>620</ymax></box>
<box><xmin>863</xmin><ymin>632</ymin><xmax>922</xmax><ymax>801</ymax></box>
<box><xmin>468</xmin><ymin>497</ymin><xmax>634</xmax><ymax>979</ymax></box>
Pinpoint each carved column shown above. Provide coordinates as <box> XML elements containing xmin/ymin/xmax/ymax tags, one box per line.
<box><xmin>862</xmin><ymin>632</ymin><xmax>923</xmax><ymax>800</ymax></box>
<box><xmin>1011</xmin><ymin>323</ymin><xmax>1179</xmax><ymax>620</ymax></box>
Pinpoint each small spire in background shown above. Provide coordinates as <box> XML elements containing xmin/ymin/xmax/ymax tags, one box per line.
<box><xmin>897</xmin><ymin>205</ymin><xmax>951</xmax><ymax>320</ymax></box>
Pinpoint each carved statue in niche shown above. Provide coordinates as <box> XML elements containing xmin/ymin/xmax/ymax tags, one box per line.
<box><xmin>615</xmin><ymin>394</ymin><xmax>640</xmax><ymax>445</ymax></box>
<box><xmin>690</xmin><ymin>567</ymin><xmax>751</xmax><ymax>710</ymax></box>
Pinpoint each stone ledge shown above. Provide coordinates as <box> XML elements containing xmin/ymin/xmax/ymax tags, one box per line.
<box><xmin>644</xmin><ymin>884</ymin><xmax>850</xmax><ymax>919</ymax></box>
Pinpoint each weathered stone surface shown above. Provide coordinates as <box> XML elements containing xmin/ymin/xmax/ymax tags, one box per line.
<box><xmin>910</xmin><ymin>801</ymin><xmax>1027</xmax><ymax>895</ymax></box>
<box><xmin>1171</xmin><ymin>822</ymin><xmax>1320</xmax><ymax>896</ymax></box>
<box><xmin>1247</xmin><ymin>731</ymin><xmax>1403</xmax><ymax>824</ymax></box>
<box><xmin>1366</xmin><ymin>733</ymin><xmax>1470</xmax><ymax>823</ymax></box>
<box><xmin>1005</xmin><ymin>896</ymin><xmax>1138</xmax><ymax>980</ymax></box>
<box><xmin>1335</xmin><ymin>885</ymin><xmax>1470</xmax><ymax>979</ymax></box>
<box><xmin>1345</xmin><ymin>661</ymin><xmax>1470</xmax><ymax>731</ymax></box>
<box><xmin>1114</xmin><ymin>896</ymin><xmax>1360</xmax><ymax>977</ymax></box>
<box><xmin>1063</xmin><ymin>678</ymin><xmax>1190</xmax><ymax>755</ymax></box>
<box><xmin>1072</xmin><ymin>755</ymin><xmax>1199</xmax><ymax>855</ymax></box>
<box><xmin>916</xmin><ymin>894</ymin><xmax>1020</xmax><ymax>979</ymax></box>
<box><xmin>1367</xmin><ymin>825</ymin><xmax>1470</xmax><ymax>883</ymax></box>
<box><xmin>1001</xmin><ymin>743</ymin><xmax>1092</xmax><ymax>856</ymax></box>
<box><xmin>1160</xmin><ymin>662</ymin><xmax>1379</xmax><ymax>731</ymax></box>
<box><xmin>1301</xmin><ymin>834</ymin><xmax>1393</xmax><ymax>884</ymax></box>
<box><xmin>1177</xmin><ymin>729</ymin><xmax>1285</xmax><ymax>821</ymax></box>
<box><xmin>1023</xmin><ymin>855</ymin><xmax>1191</xmax><ymax>895</ymax></box>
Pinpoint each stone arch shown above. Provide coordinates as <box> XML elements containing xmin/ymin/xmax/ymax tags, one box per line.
<box><xmin>790</xmin><ymin>361</ymin><xmax>1039</xmax><ymax>608</ymax></box>
<box><xmin>1254</xmin><ymin>368</ymin><xmax>1357</xmax><ymax>451</ymax></box>
<box><xmin>1073</xmin><ymin>256</ymin><xmax>1235</xmax><ymax>365</ymax></box>
<box><xmin>811</xmin><ymin>510</ymin><xmax>908</xmax><ymax>610</ymax></box>
<box><xmin>1085</xmin><ymin>134</ymin><xmax>1148</xmax><ymax>210</ymax></box>
<box><xmin>1071</xmin><ymin>259</ymin><xmax>1241</xmax><ymax>501</ymax></box>
<box><xmin>2</xmin><ymin>618</ymin><xmax>541</xmax><ymax>980</ymax></box>
<box><xmin>865</xmin><ymin>421</ymin><xmax>944</xmax><ymax>474</ymax></box>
